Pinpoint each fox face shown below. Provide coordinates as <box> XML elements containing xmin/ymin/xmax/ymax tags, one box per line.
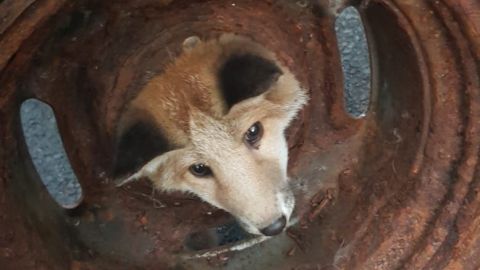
<box><xmin>114</xmin><ymin>34</ymin><xmax>307</xmax><ymax>236</ymax></box>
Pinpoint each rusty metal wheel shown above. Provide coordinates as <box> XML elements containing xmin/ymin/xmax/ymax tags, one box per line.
<box><xmin>0</xmin><ymin>0</ymin><xmax>479</xmax><ymax>269</ymax></box>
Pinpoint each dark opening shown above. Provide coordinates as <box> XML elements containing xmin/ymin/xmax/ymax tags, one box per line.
<box><xmin>184</xmin><ymin>221</ymin><xmax>252</xmax><ymax>251</ymax></box>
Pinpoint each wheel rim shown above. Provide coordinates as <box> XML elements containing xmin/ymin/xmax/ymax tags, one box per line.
<box><xmin>0</xmin><ymin>0</ymin><xmax>479</xmax><ymax>269</ymax></box>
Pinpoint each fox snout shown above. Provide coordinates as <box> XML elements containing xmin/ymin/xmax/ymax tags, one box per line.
<box><xmin>260</xmin><ymin>215</ymin><xmax>287</xmax><ymax>236</ymax></box>
<box><xmin>228</xmin><ymin>186</ymin><xmax>295</xmax><ymax>236</ymax></box>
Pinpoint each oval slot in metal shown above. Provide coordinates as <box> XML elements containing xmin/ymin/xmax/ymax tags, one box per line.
<box><xmin>335</xmin><ymin>6</ymin><xmax>371</xmax><ymax>118</ymax></box>
<box><xmin>20</xmin><ymin>98</ymin><xmax>83</xmax><ymax>209</ymax></box>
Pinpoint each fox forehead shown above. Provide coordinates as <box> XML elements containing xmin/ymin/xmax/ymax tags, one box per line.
<box><xmin>131</xmin><ymin>35</ymin><xmax>284</xmax><ymax>137</ymax></box>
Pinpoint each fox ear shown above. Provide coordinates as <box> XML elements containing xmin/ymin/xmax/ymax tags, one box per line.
<box><xmin>183</xmin><ymin>35</ymin><xmax>201</xmax><ymax>52</ymax></box>
<box><xmin>219</xmin><ymin>54</ymin><xmax>282</xmax><ymax>109</ymax></box>
<box><xmin>113</xmin><ymin>120</ymin><xmax>170</xmax><ymax>180</ymax></box>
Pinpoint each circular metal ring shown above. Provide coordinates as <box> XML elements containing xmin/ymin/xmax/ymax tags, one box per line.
<box><xmin>0</xmin><ymin>0</ymin><xmax>479</xmax><ymax>269</ymax></box>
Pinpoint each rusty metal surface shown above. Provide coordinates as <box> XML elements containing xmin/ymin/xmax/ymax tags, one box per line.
<box><xmin>0</xmin><ymin>0</ymin><xmax>479</xmax><ymax>269</ymax></box>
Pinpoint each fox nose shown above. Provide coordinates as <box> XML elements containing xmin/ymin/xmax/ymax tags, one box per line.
<box><xmin>260</xmin><ymin>215</ymin><xmax>287</xmax><ymax>236</ymax></box>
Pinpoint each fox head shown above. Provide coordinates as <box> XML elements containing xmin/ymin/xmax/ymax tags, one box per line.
<box><xmin>114</xmin><ymin>35</ymin><xmax>307</xmax><ymax>236</ymax></box>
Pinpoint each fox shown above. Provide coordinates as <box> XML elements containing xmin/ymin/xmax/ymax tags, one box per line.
<box><xmin>113</xmin><ymin>34</ymin><xmax>308</xmax><ymax>236</ymax></box>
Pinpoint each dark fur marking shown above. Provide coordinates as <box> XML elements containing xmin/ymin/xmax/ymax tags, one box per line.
<box><xmin>113</xmin><ymin>121</ymin><xmax>170</xmax><ymax>178</ymax></box>
<box><xmin>219</xmin><ymin>54</ymin><xmax>282</xmax><ymax>109</ymax></box>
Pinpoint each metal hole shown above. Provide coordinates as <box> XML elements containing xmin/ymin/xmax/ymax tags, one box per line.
<box><xmin>335</xmin><ymin>7</ymin><xmax>371</xmax><ymax>118</ymax></box>
<box><xmin>184</xmin><ymin>221</ymin><xmax>252</xmax><ymax>251</ymax></box>
<box><xmin>20</xmin><ymin>99</ymin><xmax>83</xmax><ymax>209</ymax></box>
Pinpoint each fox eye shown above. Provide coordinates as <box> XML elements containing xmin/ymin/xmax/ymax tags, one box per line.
<box><xmin>244</xmin><ymin>122</ymin><xmax>263</xmax><ymax>148</ymax></box>
<box><xmin>189</xmin><ymin>163</ymin><xmax>213</xmax><ymax>177</ymax></box>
